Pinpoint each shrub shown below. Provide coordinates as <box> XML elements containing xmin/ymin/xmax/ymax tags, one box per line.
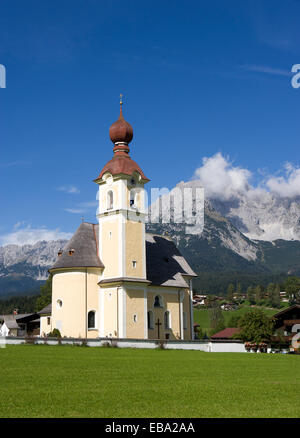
<box><xmin>47</xmin><ymin>328</ymin><xmax>61</xmax><ymax>338</ymax></box>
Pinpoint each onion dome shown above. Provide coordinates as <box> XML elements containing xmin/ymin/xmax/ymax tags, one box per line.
<box><xmin>94</xmin><ymin>96</ymin><xmax>149</xmax><ymax>183</ymax></box>
<box><xmin>109</xmin><ymin>96</ymin><xmax>133</xmax><ymax>145</ymax></box>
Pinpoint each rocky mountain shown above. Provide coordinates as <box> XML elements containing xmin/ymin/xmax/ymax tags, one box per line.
<box><xmin>0</xmin><ymin>240</ymin><xmax>67</xmax><ymax>298</ymax></box>
<box><xmin>176</xmin><ymin>180</ymin><xmax>300</xmax><ymax>241</ymax></box>
<box><xmin>1</xmin><ymin>186</ymin><xmax>300</xmax><ymax>296</ymax></box>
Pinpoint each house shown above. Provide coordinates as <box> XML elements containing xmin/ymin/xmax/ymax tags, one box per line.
<box><xmin>273</xmin><ymin>304</ymin><xmax>300</xmax><ymax>349</ymax></box>
<box><xmin>45</xmin><ymin>100</ymin><xmax>197</xmax><ymax>341</ymax></box>
<box><xmin>193</xmin><ymin>294</ymin><xmax>207</xmax><ymax>306</ymax></box>
<box><xmin>221</xmin><ymin>303</ymin><xmax>238</xmax><ymax>311</ymax></box>
<box><xmin>280</xmin><ymin>291</ymin><xmax>289</xmax><ymax>303</ymax></box>
<box><xmin>0</xmin><ymin>312</ymin><xmax>40</xmax><ymax>337</ymax></box>
<box><xmin>38</xmin><ymin>304</ymin><xmax>52</xmax><ymax>337</ymax></box>
<box><xmin>210</xmin><ymin>327</ymin><xmax>240</xmax><ymax>340</ymax></box>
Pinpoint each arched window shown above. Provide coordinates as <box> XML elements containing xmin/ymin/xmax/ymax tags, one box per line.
<box><xmin>183</xmin><ymin>312</ymin><xmax>187</xmax><ymax>330</ymax></box>
<box><xmin>88</xmin><ymin>311</ymin><xmax>96</xmax><ymax>329</ymax></box>
<box><xmin>147</xmin><ymin>311</ymin><xmax>154</xmax><ymax>329</ymax></box>
<box><xmin>154</xmin><ymin>295</ymin><xmax>163</xmax><ymax>308</ymax></box>
<box><xmin>107</xmin><ymin>191</ymin><xmax>113</xmax><ymax>210</ymax></box>
<box><xmin>164</xmin><ymin>311</ymin><xmax>171</xmax><ymax>329</ymax></box>
<box><xmin>130</xmin><ymin>189</ymin><xmax>136</xmax><ymax>208</ymax></box>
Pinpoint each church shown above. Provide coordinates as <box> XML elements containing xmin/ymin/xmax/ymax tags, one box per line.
<box><xmin>41</xmin><ymin>100</ymin><xmax>197</xmax><ymax>341</ymax></box>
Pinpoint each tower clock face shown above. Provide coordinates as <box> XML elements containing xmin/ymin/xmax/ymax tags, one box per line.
<box><xmin>107</xmin><ymin>176</ymin><xmax>113</xmax><ymax>186</ymax></box>
<box><xmin>130</xmin><ymin>178</ymin><xmax>136</xmax><ymax>186</ymax></box>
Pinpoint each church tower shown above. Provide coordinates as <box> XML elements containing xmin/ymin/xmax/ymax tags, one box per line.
<box><xmin>94</xmin><ymin>98</ymin><xmax>150</xmax><ymax>338</ymax></box>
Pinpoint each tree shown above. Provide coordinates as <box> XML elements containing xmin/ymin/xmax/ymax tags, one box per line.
<box><xmin>247</xmin><ymin>286</ymin><xmax>255</xmax><ymax>305</ymax></box>
<box><xmin>208</xmin><ymin>302</ymin><xmax>225</xmax><ymax>335</ymax></box>
<box><xmin>266</xmin><ymin>283</ymin><xmax>275</xmax><ymax>297</ymax></box>
<box><xmin>254</xmin><ymin>285</ymin><xmax>263</xmax><ymax>304</ymax></box>
<box><xmin>238</xmin><ymin>308</ymin><xmax>275</xmax><ymax>343</ymax></box>
<box><xmin>285</xmin><ymin>276</ymin><xmax>300</xmax><ymax>304</ymax></box>
<box><xmin>35</xmin><ymin>275</ymin><xmax>52</xmax><ymax>312</ymax></box>
<box><xmin>227</xmin><ymin>283</ymin><xmax>235</xmax><ymax>301</ymax></box>
<box><xmin>269</xmin><ymin>283</ymin><xmax>281</xmax><ymax>308</ymax></box>
<box><xmin>236</xmin><ymin>282</ymin><xmax>242</xmax><ymax>301</ymax></box>
<box><xmin>227</xmin><ymin>313</ymin><xmax>241</xmax><ymax>328</ymax></box>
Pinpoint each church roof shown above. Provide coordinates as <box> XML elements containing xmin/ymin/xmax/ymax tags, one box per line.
<box><xmin>50</xmin><ymin>222</ymin><xmax>104</xmax><ymax>271</ymax></box>
<box><xmin>94</xmin><ymin>103</ymin><xmax>149</xmax><ymax>183</ymax></box>
<box><xmin>50</xmin><ymin>223</ymin><xmax>196</xmax><ymax>288</ymax></box>
<box><xmin>146</xmin><ymin>234</ymin><xmax>197</xmax><ymax>287</ymax></box>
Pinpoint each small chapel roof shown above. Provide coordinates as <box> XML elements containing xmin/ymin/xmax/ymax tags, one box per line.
<box><xmin>50</xmin><ymin>222</ymin><xmax>104</xmax><ymax>271</ymax></box>
<box><xmin>49</xmin><ymin>223</ymin><xmax>196</xmax><ymax>288</ymax></box>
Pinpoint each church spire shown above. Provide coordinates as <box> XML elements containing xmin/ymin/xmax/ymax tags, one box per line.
<box><xmin>109</xmin><ymin>95</ymin><xmax>133</xmax><ymax>147</ymax></box>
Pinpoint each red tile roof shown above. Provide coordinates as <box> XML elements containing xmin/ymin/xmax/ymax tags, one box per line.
<box><xmin>211</xmin><ymin>327</ymin><xmax>240</xmax><ymax>339</ymax></box>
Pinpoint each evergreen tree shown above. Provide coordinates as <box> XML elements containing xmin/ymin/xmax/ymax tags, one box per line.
<box><xmin>227</xmin><ymin>283</ymin><xmax>235</xmax><ymax>301</ymax></box>
<box><xmin>269</xmin><ymin>283</ymin><xmax>281</xmax><ymax>308</ymax></box>
<box><xmin>208</xmin><ymin>302</ymin><xmax>225</xmax><ymax>335</ymax></box>
<box><xmin>247</xmin><ymin>286</ymin><xmax>255</xmax><ymax>304</ymax></box>
<box><xmin>254</xmin><ymin>285</ymin><xmax>263</xmax><ymax>304</ymax></box>
<box><xmin>35</xmin><ymin>275</ymin><xmax>52</xmax><ymax>312</ymax></box>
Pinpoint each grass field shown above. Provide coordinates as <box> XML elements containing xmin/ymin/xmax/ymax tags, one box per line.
<box><xmin>0</xmin><ymin>345</ymin><xmax>299</xmax><ymax>418</ymax></box>
<box><xmin>193</xmin><ymin>306</ymin><xmax>279</xmax><ymax>333</ymax></box>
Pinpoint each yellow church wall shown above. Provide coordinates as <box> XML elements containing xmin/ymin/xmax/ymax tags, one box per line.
<box><xmin>147</xmin><ymin>290</ymin><xmax>182</xmax><ymax>340</ymax></box>
<box><xmin>40</xmin><ymin>315</ymin><xmax>51</xmax><ymax>337</ymax></box>
<box><xmin>52</xmin><ymin>268</ymin><xmax>100</xmax><ymax>338</ymax></box>
<box><xmin>182</xmin><ymin>290</ymin><xmax>192</xmax><ymax>340</ymax></box>
<box><xmin>125</xmin><ymin>221</ymin><xmax>144</xmax><ymax>278</ymax></box>
<box><xmin>102</xmin><ymin>287</ymin><xmax>118</xmax><ymax>337</ymax></box>
<box><xmin>87</xmin><ymin>270</ymin><xmax>101</xmax><ymax>338</ymax></box>
<box><xmin>126</xmin><ymin>288</ymin><xmax>145</xmax><ymax>339</ymax></box>
<box><xmin>101</xmin><ymin>219</ymin><xmax>120</xmax><ymax>278</ymax></box>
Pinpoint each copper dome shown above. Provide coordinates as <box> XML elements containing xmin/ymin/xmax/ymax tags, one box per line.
<box><xmin>109</xmin><ymin>105</ymin><xmax>133</xmax><ymax>144</ymax></box>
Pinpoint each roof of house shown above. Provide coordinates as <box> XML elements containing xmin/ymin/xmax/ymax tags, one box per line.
<box><xmin>5</xmin><ymin>320</ymin><xmax>19</xmax><ymax>329</ymax></box>
<box><xmin>49</xmin><ymin>223</ymin><xmax>196</xmax><ymax>289</ymax></box>
<box><xmin>0</xmin><ymin>313</ymin><xmax>39</xmax><ymax>329</ymax></box>
<box><xmin>211</xmin><ymin>327</ymin><xmax>240</xmax><ymax>339</ymax></box>
<box><xmin>273</xmin><ymin>304</ymin><xmax>300</xmax><ymax>318</ymax></box>
<box><xmin>38</xmin><ymin>304</ymin><xmax>52</xmax><ymax>315</ymax></box>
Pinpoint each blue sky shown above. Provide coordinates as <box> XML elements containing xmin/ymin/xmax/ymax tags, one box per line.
<box><xmin>1</xmin><ymin>0</ymin><xmax>300</xmax><ymax>244</ymax></box>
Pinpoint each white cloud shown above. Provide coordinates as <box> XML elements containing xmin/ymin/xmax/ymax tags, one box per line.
<box><xmin>57</xmin><ymin>185</ymin><xmax>80</xmax><ymax>194</ymax></box>
<box><xmin>241</xmin><ymin>64</ymin><xmax>291</xmax><ymax>77</ymax></box>
<box><xmin>266</xmin><ymin>162</ymin><xmax>300</xmax><ymax>197</ymax></box>
<box><xmin>0</xmin><ymin>225</ymin><xmax>72</xmax><ymax>246</ymax></box>
<box><xmin>192</xmin><ymin>153</ymin><xmax>300</xmax><ymax>200</ymax></box>
<box><xmin>64</xmin><ymin>208</ymin><xmax>86</xmax><ymax>214</ymax></box>
<box><xmin>193</xmin><ymin>153</ymin><xmax>252</xmax><ymax>200</ymax></box>
<box><xmin>78</xmin><ymin>201</ymin><xmax>98</xmax><ymax>208</ymax></box>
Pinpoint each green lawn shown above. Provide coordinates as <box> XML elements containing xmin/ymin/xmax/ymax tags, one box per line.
<box><xmin>193</xmin><ymin>306</ymin><xmax>279</xmax><ymax>333</ymax></box>
<box><xmin>0</xmin><ymin>345</ymin><xmax>299</xmax><ymax>418</ymax></box>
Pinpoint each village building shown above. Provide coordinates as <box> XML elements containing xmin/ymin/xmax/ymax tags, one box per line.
<box><xmin>44</xmin><ymin>101</ymin><xmax>197</xmax><ymax>340</ymax></box>
<box><xmin>273</xmin><ymin>304</ymin><xmax>300</xmax><ymax>348</ymax></box>
<box><xmin>210</xmin><ymin>327</ymin><xmax>240</xmax><ymax>340</ymax></box>
<box><xmin>0</xmin><ymin>311</ymin><xmax>40</xmax><ymax>337</ymax></box>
